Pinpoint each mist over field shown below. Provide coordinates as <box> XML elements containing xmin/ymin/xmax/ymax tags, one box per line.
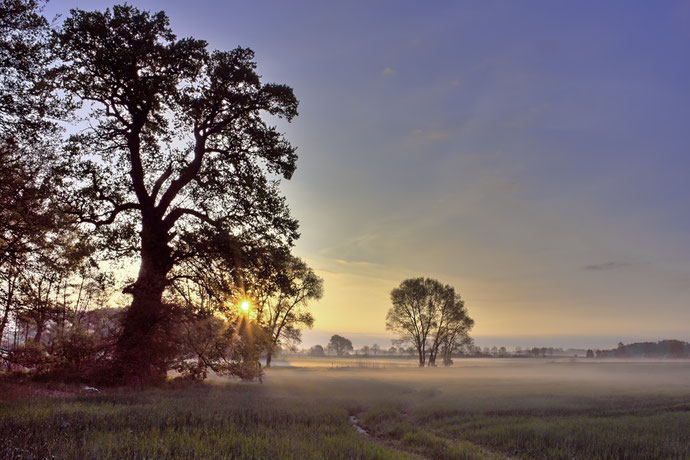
<box><xmin>257</xmin><ymin>357</ymin><xmax>690</xmax><ymax>392</ymax></box>
<box><xmin>5</xmin><ymin>358</ymin><xmax>690</xmax><ymax>458</ymax></box>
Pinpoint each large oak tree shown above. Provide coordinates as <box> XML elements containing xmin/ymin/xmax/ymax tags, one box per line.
<box><xmin>53</xmin><ymin>5</ymin><xmax>300</xmax><ymax>384</ymax></box>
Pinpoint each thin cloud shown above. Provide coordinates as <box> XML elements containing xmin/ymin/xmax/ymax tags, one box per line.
<box><xmin>409</xmin><ymin>128</ymin><xmax>451</xmax><ymax>141</ymax></box>
<box><xmin>381</xmin><ymin>67</ymin><xmax>397</xmax><ymax>76</ymax></box>
<box><xmin>335</xmin><ymin>258</ymin><xmax>380</xmax><ymax>267</ymax></box>
<box><xmin>584</xmin><ymin>261</ymin><xmax>634</xmax><ymax>271</ymax></box>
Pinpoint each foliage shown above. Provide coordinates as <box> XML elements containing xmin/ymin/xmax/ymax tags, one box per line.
<box><xmin>1</xmin><ymin>2</ymin><xmax>314</xmax><ymax>386</ymax></box>
<box><xmin>0</xmin><ymin>3</ymin><xmax>113</xmax><ymax>386</ymax></box>
<box><xmin>598</xmin><ymin>340</ymin><xmax>690</xmax><ymax>358</ymax></box>
<box><xmin>46</xmin><ymin>4</ymin><xmax>300</xmax><ymax>384</ymax></box>
<box><xmin>251</xmin><ymin>255</ymin><xmax>323</xmax><ymax>367</ymax></box>
<box><xmin>4</xmin><ymin>308</ymin><xmax>119</xmax><ymax>382</ymax></box>
<box><xmin>386</xmin><ymin>277</ymin><xmax>473</xmax><ymax>367</ymax></box>
<box><xmin>172</xmin><ymin>314</ymin><xmax>269</xmax><ymax>382</ymax></box>
<box><xmin>309</xmin><ymin>344</ymin><xmax>325</xmax><ymax>357</ymax></box>
<box><xmin>327</xmin><ymin>334</ymin><xmax>353</xmax><ymax>356</ymax></box>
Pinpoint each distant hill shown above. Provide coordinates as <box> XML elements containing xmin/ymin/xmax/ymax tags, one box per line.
<box><xmin>597</xmin><ymin>340</ymin><xmax>690</xmax><ymax>358</ymax></box>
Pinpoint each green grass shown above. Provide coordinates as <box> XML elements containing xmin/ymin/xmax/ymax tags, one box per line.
<box><xmin>2</xmin><ymin>359</ymin><xmax>690</xmax><ymax>459</ymax></box>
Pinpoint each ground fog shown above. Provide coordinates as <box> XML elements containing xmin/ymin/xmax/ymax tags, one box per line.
<box><xmin>2</xmin><ymin>358</ymin><xmax>689</xmax><ymax>459</ymax></box>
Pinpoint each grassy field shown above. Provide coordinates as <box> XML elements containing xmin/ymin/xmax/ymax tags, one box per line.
<box><xmin>2</xmin><ymin>359</ymin><xmax>690</xmax><ymax>459</ymax></box>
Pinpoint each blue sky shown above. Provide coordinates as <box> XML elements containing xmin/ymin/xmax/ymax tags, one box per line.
<box><xmin>46</xmin><ymin>1</ymin><xmax>690</xmax><ymax>348</ymax></box>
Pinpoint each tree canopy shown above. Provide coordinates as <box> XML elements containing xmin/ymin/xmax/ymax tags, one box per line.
<box><xmin>327</xmin><ymin>334</ymin><xmax>353</xmax><ymax>357</ymax></box>
<box><xmin>386</xmin><ymin>277</ymin><xmax>473</xmax><ymax>367</ymax></box>
<box><xmin>252</xmin><ymin>255</ymin><xmax>323</xmax><ymax>367</ymax></box>
<box><xmin>0</xmin><ymin>2</ymin><xmax>318</xmax><ymax>385</ymax></box>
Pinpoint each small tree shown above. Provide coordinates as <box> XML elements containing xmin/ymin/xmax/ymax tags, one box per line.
<box><xmin>308</xmin><ymin>344</ymin><xmax>325</xmax><ymax>357</ymax></box>
<box><xmin>252</xmin><ymin>256</ymin><xmax>323</xmax><ymax>368</ymax></box>
<box><xmin>327</xmin><ymin>334</ymin><xmax>352</xmax><ymax>356</ymax></box>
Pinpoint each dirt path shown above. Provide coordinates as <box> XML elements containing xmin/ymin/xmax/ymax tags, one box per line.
<box><xmin>348</xmin><ymin>414</ymin><xmax>370</xmax><ymax>437</ymax></box>
<box><xmin>348</xmin><ymin>411</ymin><xmax>428</xmax><ymax>459</ymax></box>
<box><xmin>348</xmin><ymin>409</ymin><xmax>512</xmax><ymax>460</ymax></box>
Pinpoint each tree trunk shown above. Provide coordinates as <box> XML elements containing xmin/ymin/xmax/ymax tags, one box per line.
<box><xmin>33</xmin><ymin>321</ymin><xmax>43</xmax><ymax>344</ymax></box>
<box><xmin>0</xmin><ymin>303</ymin><xmax>10</xmax><ymax>348</ymax></box>
<box><xmin>114</xmin><ymin>224</ymin><xmax>174</xmax><ymax>385</ymax></box>
<box><xmin>418</xmin><ymin>347</ymin><xmax>425</xmax><ymax>367</ymax></box>
<box><xmin>265</xmin><ymin>351</ymin><xmax>272</xmax><ymax>368</ymax></box>
<box><xmin>0</xmin><ymin>274</ymin><xmax>15</xmax><ymax>347</ymax></box>
<box><xmin>428</xmin><ymin>349</ymin><xmax>437</xmax><ymax>367</ymax></box>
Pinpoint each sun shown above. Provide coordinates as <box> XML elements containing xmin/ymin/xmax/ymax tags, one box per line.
<box><xmin>240</xmin><ymin>300</ymin><xmax>250</xmax><ymax>313</ymax></box>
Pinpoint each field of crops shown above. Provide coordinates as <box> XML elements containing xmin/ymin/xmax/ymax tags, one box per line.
<box><xmin>2</xmin><ymin>359</ymin><xmax>690</xmax><ymax>459</ymax></box>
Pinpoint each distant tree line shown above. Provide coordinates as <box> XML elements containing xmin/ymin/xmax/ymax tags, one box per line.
<box><xmin>304</xmin><ymin>339</ymin><xmax>690</xmax><ymax>361</ymax></box>
<box><xmin>593</xmin><ymin>340</ymin><xmax>690</xmax><ymax>359</ymax></box>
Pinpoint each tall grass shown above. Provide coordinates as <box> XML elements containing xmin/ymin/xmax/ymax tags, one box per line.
<box><xmin>0</xmin><ymin>383</ymin><xmax>411</xmax><ymax>459</ymax></box>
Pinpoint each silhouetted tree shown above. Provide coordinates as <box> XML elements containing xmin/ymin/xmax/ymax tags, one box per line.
<box><xmin>386</xmin><ymin>277</ymin><xmax>473</xmax><ymax>367</ymax></box>
<box><xmin>615</xmin><ymin>342</ymin><xmax>627</xmax><ymax>357</ymax></box>
<box><xmin>171</xmin><ymin>313</ymin><xmax>268</xmax><ymax>382</ymax></box>
<box><xmin>308</xmin><ymin>344</ymin><xmax>325</xmax><ymax>357</ymax></box>
<box><xmin>251</xmin><ymin>256</ymin><xmax>323</xmax><ymax>367</ymax></box>
<box><xmin>586</xmin><ymin>349</ymin><xmax>594</xmax><ymax>358</ymax></box>
<box><xmin>327</xmin><ymin>334</ymin><xmax>352</xmax><ymax>356</ymax></box>
<box><xmin>52</xmin><ymin>5</ymin><xmax>299</xmax><ymax>384</ymax></box>
<box><xmin>0</xmin><ymin>0</ymin><xmax>77</xmax><ymax>346</ymax></box>
<box><xmin>439</xmin><ymin>305</ymin><xmax>473</xmax><ymax>366</ymax></box>
<box><xmin>372</xmin><ymin>343</ymin><xmax>380</xmax><ymax>355</ymax></box>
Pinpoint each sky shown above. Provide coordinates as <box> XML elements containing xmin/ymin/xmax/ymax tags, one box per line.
<box><xmin>45</xmin><ymin>0</ymin><xmax>690</xmax><ymax>349</ymax></box>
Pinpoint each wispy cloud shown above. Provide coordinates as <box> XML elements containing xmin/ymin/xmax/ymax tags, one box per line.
<box><xmin>335</xmin><ymin>258</ymin><xmax>380</xmax><ymax>268</ymax></box>
<box><xmin>584</xmin><ymin>261</ymin><xmax>634</xmax><ymax>271</ymax></box>
<box><xmin>409</xmin><ymin>128</ymin><xmax>451</xmax><ymax>142</ymax></box>
<box><xmin>381</xmin><ymin>67</ymin><xmax>397</xmax><ymax>77</ymax></box>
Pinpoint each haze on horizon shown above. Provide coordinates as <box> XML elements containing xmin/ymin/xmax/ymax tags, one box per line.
<box><xmin>46</xmin><ymin>0</ymin><xmax>690</xmax><ymax>346</ymax></box>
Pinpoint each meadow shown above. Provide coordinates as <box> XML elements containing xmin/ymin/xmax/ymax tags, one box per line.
<box><xmin>2</xmin><ymin>358</ymin><xmax>690</xmax><ymax>459</ymax></box>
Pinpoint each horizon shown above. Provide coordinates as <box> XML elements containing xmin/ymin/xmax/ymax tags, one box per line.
<box><xmin>298</xmin><ymin>330</ymin><xmax>689</xmax><ymax>352</ymax></box>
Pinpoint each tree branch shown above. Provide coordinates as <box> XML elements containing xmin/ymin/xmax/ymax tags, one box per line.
<box><xmin>163</xmin><ymin>206</ymin><xmax>217</xmax><ymax>229</ymax></box>
<box><xmin>151</xmin><ymin>165</ymin><xmax>173</xmax><ymax>202</ymax></box>
<box><xmin>78</xmin><ymin>202</ymin><xmax>139</xmax><ymax>226</ymax></box>
<box><xmin>156</xmin><ymin>136</ymin><xmax>206</xmax><ymax>215</ymax></box>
